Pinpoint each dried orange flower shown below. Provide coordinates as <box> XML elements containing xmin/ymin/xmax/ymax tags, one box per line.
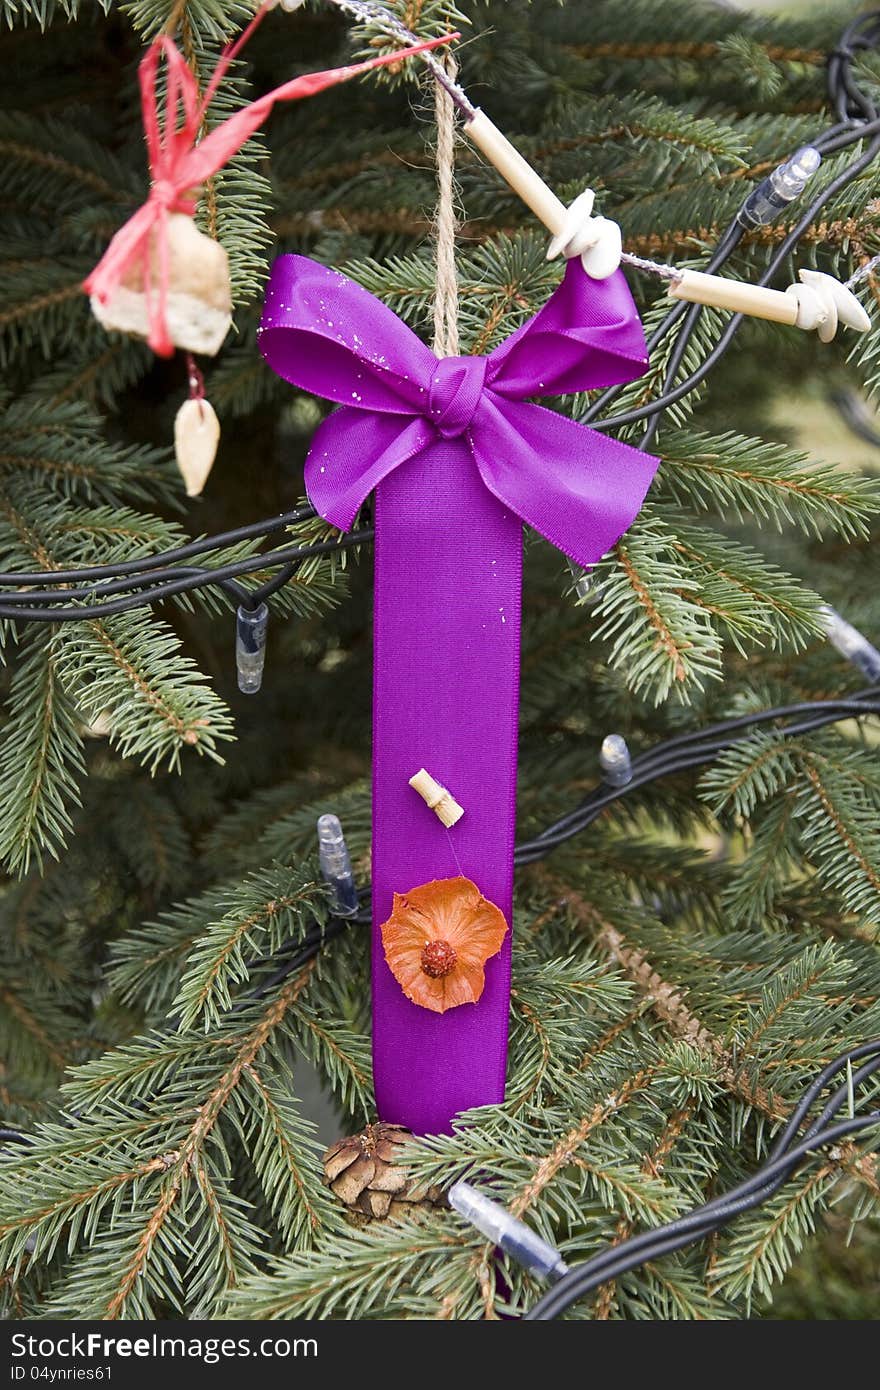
<box><xmin>380</xmin><ymin>875</ymin><xmax>509</xmax><ymax>1014</ymax></box>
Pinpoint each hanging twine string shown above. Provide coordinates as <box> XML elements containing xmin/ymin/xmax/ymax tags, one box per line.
<box><xmin>431</xmin><ymin>56</ymin><xmax>466</xmax><ymax>885</ymax></box>
<box><xmin>432</xmin><ymin>54</ymin><xmax>460</xmax><ymax>359</ymax></box>
<box><xmin>845</xmin><ymin>252</ymin><xmax>880</xmax><ymax>288</ymax></box>
<box><xmin>328</xmin><ymin>0</ymin><xmax>475</xmax><ymax>117</ymax></box>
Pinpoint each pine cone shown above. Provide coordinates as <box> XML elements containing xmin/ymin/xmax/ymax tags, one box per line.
<box><xmin>322</xmin><ymin>1123</ymin><xmax>444</xmax><ymax>1220</ymax></box>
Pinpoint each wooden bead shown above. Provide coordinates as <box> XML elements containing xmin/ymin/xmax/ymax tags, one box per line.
<box><xmin>466</xmin><ymin>110</ymin><xmax>568</xmax><ymax>238</ymax></box>
<box><xmin>670</xmin><ymin>267</ymin><xmax>871</xmax><ymax>341</ymax></box>
<box><xmin>668</xmin><ymin>269</ymin><xmax>799</xmax><ymax>325</ymax></box>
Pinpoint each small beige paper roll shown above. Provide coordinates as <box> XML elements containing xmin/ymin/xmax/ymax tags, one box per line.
<box><xmin>408</xmin><ymin>768</ymin><xmax>465</xmax><ymax>828</ymax></box>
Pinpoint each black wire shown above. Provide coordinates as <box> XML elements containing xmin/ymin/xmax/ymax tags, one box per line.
<box><xmin>514</xmin><ymin>694</ymin><xmax>880</xmax><ymax>863</ymax></box>
<box><xmin>526</xmin><ymin>1067</ymin><xmax>880</xmax><ymax>1320</ymax></box>
<box><xmin>770</xmin><ymin>1040</ymin><xmax>880</xmax><ymax>1160</ymax></box>
<box><xmin>584</xmin><ymin>27</ymin><xmax>880</xmax><ymax>434</ymax></box>
<box><xmin>522</xmin><ymin>721</ymin><xmax>880</xmax><ymax>1320</ymax></box>
<box><xmin>234</xmin><ymin>908</ymin><xmax>368</xmax><ymax>1005</ymax></box>
<box><xmin>0</xmin><ymin>506</ymin><xmax>316</xmax><ymax>589</ymax></box>
<box><xmin>246</xmin><ymin>562</ymin><xmax>301</xmax><ymax>609</ymax></box>
<box><xmin>619</xmin><ymin>687</ymin><xmax>880</xmax><ymax>757</ymax></box>
<box><xmin>639</xmin><ymin>296</ymin><xmax>703</xmax><ymax>450</ymax></box>
<box><xmin>830</xmin><ymin>387</ymin><xmax>880</xmax><ymax>448</ymax></box>
<box><xmin>587</xmin><ymin>701</ymin><xmax>878</xmax><ymax>792</ymax></box>
<box><xmin>526</xmin><ymin>1117</ymin><xmax>880</xmax><ymax>1319</ymax></box>
<box><xmin>802</xmin><ymin>1052</ymin><xmax>880</xmax><ymax>1142</ymax></box>
<box><xmin>0</xmin><ymin>564</ymin><xmax>250</xmax><ymax>609</ymax></box>
<box><xmin>591</xmin><ymin>131</ymin><xmax>880</xmax><ymax>434</ymax></box>
<box><xmin>0</xmin><ymin>532</ymin><xmax>373</xmax><ymax>622</ymax></box>
<box><xmin>527</xmin><ymin>1104</ymin><xmax>880</xmax><ymax>1319</ymax></box>
<box><xmin>701</xmin><ymin>1050</ymin><xmax>880</xmax><ymax>1222</ymax></box>
<box><xmin>581</xmin><ymin>223</ymin><xmax>746</xmax><ymax>425</ymax></box>
<box><xmin>828</xmin><ymin>13</ymin><xmax>880</xmax><ymax>123</ymax></box>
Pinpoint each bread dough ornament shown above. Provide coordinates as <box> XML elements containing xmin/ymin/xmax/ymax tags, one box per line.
<box><xmin>91</xmin><ymin>212</ymin><xmax>232</xmax><ymax>360</ymax></box>
<box><xmin>82</xmin><ymin>5</ymin><xmax>456</xmax><ymax>495</ymax></box>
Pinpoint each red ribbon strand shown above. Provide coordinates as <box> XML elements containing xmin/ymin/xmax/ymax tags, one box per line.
<box><xmin>84</xmin><ymin>9</ymin><xmax>457</xmax><ymax>356</ymax></box>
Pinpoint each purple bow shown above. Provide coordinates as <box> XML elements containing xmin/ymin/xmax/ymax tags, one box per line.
<box><xmin>260</xmin><ymin>254</ymin><xmax>657</xmax><ymax>1135</ymax></box>
<box><xmin>259</xmin><ymin>256</ymin><xmax>657</xmax><ymax>566</ymax></box>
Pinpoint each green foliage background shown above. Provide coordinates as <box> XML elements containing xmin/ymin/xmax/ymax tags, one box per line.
<box><xmin>0</xmin><ymin>0</ymin><xmax>878</xmax><ymax>1320</ymax></box>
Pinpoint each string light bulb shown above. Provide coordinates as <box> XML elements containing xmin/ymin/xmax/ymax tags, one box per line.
<box><xmin>567</xmin><ymin>560</ymin><xmax>595</xmax><ymax>604</ymax></box>
<box><xmin>317</xmin><ymin>814</ymin><xmax>359</xmax><ymax>916</ymax></box>
<box><xmin>448</xmin><ymin>1181</ymin><xmax>569</xmax><ymax>1282</ymax></box>
<box><xmin>738</xmin><ymin>146</ymin><xmax>822</xmax><ymax>227</ymax></box>
<box><xmin>820</xmin><ymin>605</ymin><xmax>880</xmax><ymax>682</ymax></box>
<box><xmin>599</xmin><ymin>734</ymin><xmax>633</xmax><ymax>788</ymax></box>
<box><xmin>235</xmin><ymin>602</ymin><xmax>269</xmax><ymax>694</ymax></box>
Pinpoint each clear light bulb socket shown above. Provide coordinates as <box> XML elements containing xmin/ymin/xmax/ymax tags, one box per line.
<box><xmin>820</xmin><ymin>605</ymin><xmax>880</xmax><ymax>683</ymax></box>
<box><xmin>236</xmin><ymin>602</ymin><xmax>268</xmax><ymax>695</ymax></box>
<box><xmin>448</xmin><ymin>1181</ymin><xmax>569</xmax><ymax>1282</ymax></box>
<box><xmin>738</xmin><ymin>145</ymin><xmax>821</xmax><ymax>227</ymax></box>
<box><xmin>600</xmin><ymin>733</ymin><xmax>633</xmax><ymax>788</ymax></box>
<box><xmin>317</xmin><ymin>813</ymin><xmax>359</xmax><ymax>917</ymax></box>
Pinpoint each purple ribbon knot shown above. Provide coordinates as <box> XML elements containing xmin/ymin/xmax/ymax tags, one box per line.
<box><xmin>428</xmin><ymin>356</ymin><xmax>488</xmax><ymax>438</ymax></box>
<box><xmin>259</xmin><ymin>254</ymin><xmax>657</xmax><ymax>1135</ymax></box>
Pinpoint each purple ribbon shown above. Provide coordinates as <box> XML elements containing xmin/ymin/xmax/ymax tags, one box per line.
<box><xmin>259</xmin><ymin>255</ymin><xmax>656</xmax><ymax>1134</ymax></box>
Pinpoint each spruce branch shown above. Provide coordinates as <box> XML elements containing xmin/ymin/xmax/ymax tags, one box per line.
<box><xmin>655</xmin><ymin>431</ymin><xmax>880</xmax><ymax>539</ymax></box>
<box><xmin>594</xmin><ymin>514</ymin><xmax>724</xmax><ymax>703</ymax></box>
<box><xmin>1</xmin><ymin>959</ymin><xmax>325</xmax><ymax>1318</ymax></box>
<box><xmin>170</xmin><ymin>865</ymin><xmax>328</xmax><ymax>1030</ymax></box>
<box><xmin>90</xmin><ymin>961</ymin><xmax>318</xmax><ymax>1320</ymax></box>
<box><xmin>224</xmin><ymin>1217</ymin><xmax>469</xmax><ymax>1320</ymax></box>
<box><xmin>0</xmin><ymin>399</ymin><xmax>178</xmax><ymax>507</ymax></box>
<box><xmin>53</xmin><ymin>610</ymin><xmax>234</xmax><ymax>771</ymax></box>
<box><xmin>0</xmin><ymin>627</ymin><xmax>85</xmax><ymax>875</ymax></box>
<box><xmin>238</xmin><ymin>1062</ymin><xmax>335</xmax><ymax>1248</ymax></box>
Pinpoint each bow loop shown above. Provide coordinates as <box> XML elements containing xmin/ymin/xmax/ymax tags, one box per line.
<box><xmin>259</xmin><ymin>256</ymin><xmax>435</xmax><ymax>414</ymax></box>
<box><xmin>428</xmin><ymin>356</ymin><xmax>488</xmax><ymax>438</ymax></box>
<box><xmin>486</xmin><ymin>261</ymin><xmax>650</xmax><ymax>399</ymax></box>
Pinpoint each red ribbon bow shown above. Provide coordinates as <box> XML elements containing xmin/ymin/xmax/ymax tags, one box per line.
<box><xmin>83</xmin><ymin>8</ymin><xmax>457</xmax><ymax>356</ymax></box>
